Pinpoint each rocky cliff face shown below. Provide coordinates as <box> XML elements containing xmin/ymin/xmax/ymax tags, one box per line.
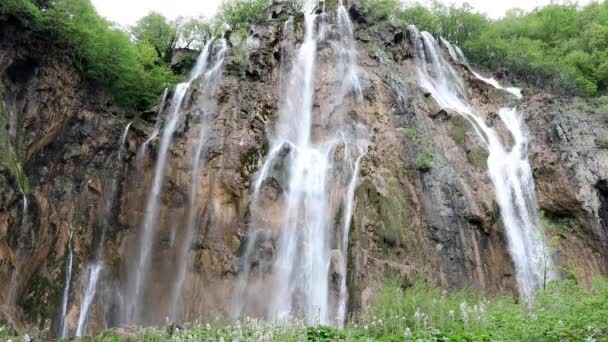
<box><xmin>0</xmin><ymin>1</ymin><xmax>607</xmax><ymax>337</ymax></box>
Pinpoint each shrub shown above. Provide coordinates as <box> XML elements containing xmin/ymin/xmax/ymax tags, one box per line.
<box><xmin>416</xmin><ymin>149</ymin><xmax>433</xmax><ymax>172</ymax></box>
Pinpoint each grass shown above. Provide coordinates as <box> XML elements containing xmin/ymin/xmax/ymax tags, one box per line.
<box><xmin>3</xmin><ymin>277</ymin><xmax>606</xmax><ymax>341</ymax></box>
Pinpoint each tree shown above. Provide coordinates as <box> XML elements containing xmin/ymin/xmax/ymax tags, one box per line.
<box><xmin>130</xmin><ymin>12</ymin><xmax>177</xmax><ymax>62</ymax></box>
<box><xmin>174</xmin><ymin>16</ymin><xmax>216</xmax><ymax>50</ymax></box>
<box><xmin>218</xmin><ymin>0</ymin><xmax>271</xmax><ymax>30</ymax></box>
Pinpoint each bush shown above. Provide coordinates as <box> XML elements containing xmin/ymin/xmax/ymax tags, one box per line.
<box><xmin>416</xmin><ymin>149</ymin><xmax>433</xmax><ymax>172</ymax></box>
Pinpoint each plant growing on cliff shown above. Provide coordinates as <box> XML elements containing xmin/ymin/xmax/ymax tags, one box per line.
<box><xmin>218</xmin><ymin>0</ymin><xmax>271</xmax><ymax>31</ymax></box>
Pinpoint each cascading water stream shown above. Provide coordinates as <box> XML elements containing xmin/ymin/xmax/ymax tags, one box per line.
<box><xmin>335</xmin><ymin>0</ymin><xmax>367</xmax><ymax>327</ymax></box>
<box><xmin>169</xmin><ymin>39</ymin><xmax>228</xmax><ymax>321</ymax></box>
<box><xmin>59</xmin><ymin>229</ymin><xmax>74</xmax><ymax>337</ymax></box>
<box><xmin>124</xmin><ymin>40</ymin><xmax>214</xmax><ymax>323</ymax></box>
<box><xmin>235</xmin><ymin>0</ymin><xmax>367</xmax><ymax>326</ymax></box>
<box><xmin>438</xmin><ymin>37</ymin><xmax>522</xmax><ymax>99</ymax></box>
<box><xmin>76</xmin><ymin>262</ymin><xmax>102</xmax><ymax>336</ymax></box>
<box><xmin>75</xmin><ymin>120</ymin><xmax>132</xmax><ymax>336</ymax></box>
<box><xmin>136</xmin><ymin>88</ymin><xmax>168</xmax><ymax>166</ymax></box>
<box><xmin>409</xmin><ymin>26</ymin><xmax>548</xmax><ymax>297</ymax></box>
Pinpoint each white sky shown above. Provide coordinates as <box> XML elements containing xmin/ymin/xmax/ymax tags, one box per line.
<box><xmin>418</xmin><ymin>0</ymin><xmax>595</xmax><ymax>19</ymax></box>
<box><xmin>91</xmin><ymin>0</ymin><xmax>223</xmax><ymax>26</ymax></box>
<box><xmin>92</xmin><ymin>0</ymin><xmax>595</xmax><ymax>26</ymax></box>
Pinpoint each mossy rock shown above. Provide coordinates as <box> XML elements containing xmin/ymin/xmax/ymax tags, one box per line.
<box><xmin>595</xmin><ymin>137</ymin><xmax>608</xmax><ymax>149</ymax></box>
<box><xmin>449</xmin><ymin>115</ymin><xmax>470</xmax><ymax>145</ymax></box>
<box><xmin>360</xmin><ymin>173</ymin><xmax>409</xmax><ymax>247</ymax></box>
<box><xmin>467</xmin><ymin>147</ymin><xmax>488</xmax><ymax>170</ymax></box>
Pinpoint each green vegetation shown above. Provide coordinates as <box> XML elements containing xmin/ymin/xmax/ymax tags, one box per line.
<box><xmin>0</xmin><ymin>0</ymin><xmax>274</xmax><ymax>111</ymax></box>
<box><xmin>362</xmin><ymin>0</ymin><xmax>608</xmax><ymax>97</ymax></box>
<box><xmin>5</xmin><ymin>277</ymin><xmax>605</xmax><ymax>341</ymax></box>
<box><xmin>416</xmin><ymin>149</ymin><xmax>433</xmax><ymax>172</ymax></box>
<box><xmin>467</xmin><ymin>147</ymin><xmax>488</xmax><ymax>170</ymax></box>
<box><xmin>0</xmin><ymin>0</ymin><xmax>180</xmax><ymax>110</ymax></box>
<box><xmin>0</xmin><ymin>97</ymin><xmax>29</xmax><ymax>194</ymax></box>
<box><xmin>218</xmin><ymin>0</ymin><xmax>270</xmax><ymax>31</ymax></box>
<box><xmin>379</xmin><ymin>176</ymin><xmax>408</xmax><ymax>247</ymax></box>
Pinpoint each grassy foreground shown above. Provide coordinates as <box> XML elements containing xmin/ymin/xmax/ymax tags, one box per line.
<box><xmin>2</xmin><ymin>277</ymin><xmax>607</xmax><ymax>341</ymax></box>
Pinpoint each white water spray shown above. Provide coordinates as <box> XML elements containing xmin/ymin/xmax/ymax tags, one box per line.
<box><xmin>169</xmin><ymin>39</ymin><xmax>228</xmax><ymax>321</ymax></box>
<box><xmin>235</xmin><ymin>0</ymin><xmax>367</xmax><ymax>326</ymax></box>
<box><xmin>136</xmin><ymin>88</ymin><xmax>168</xmax><ymax>166</ymax></box>
<box><xmin>125</xmin><ymin>40</ymin><xmax>214</xmax><ymax>323</ymax></box>
<box><xmin>439</xmin><ymin>37</ymin><xmax>522</xmax><ymax>100</ymax></box>
<box><xmin>75</xmin><ymin>262</ymin><xmax>103</xmax><ymax>336</ymax></box>
<box><xmin>59</xmin><ymin>229</ymin><xmax>74</xmax><ymax>337</ymax></box>
<box><xmin>75</xmin><ymin>120</ymin><xmax>131</xmax><ymax>336</ymax></box>
<box><xmin>410</xmin><ymin>27</ymin><xmax>548</xmax><ymax>297</ymax></box>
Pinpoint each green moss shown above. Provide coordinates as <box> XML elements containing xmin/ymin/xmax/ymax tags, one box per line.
<box><xmin>416</xmin><ymin>149</ymin><xmax>434</xmax><ymax>172</ymax></box>
<box><xmin>595</xmin><ymin>137</ymin><xmax>608</xmax><ymax>148</ymax></box>
<box><xmin>467</xmin><ymin>147</ymin><xmax>488</xmax><ymax>169</ymax></box>
<box><xmin>403</xmin><ymin>127</ymin><xmax>417</xmax><ymax>140</ymax></box>
<box><xmin>449</xmin><ymin>115</ymin><xmax>469</xmax><ymax>145</ymax></box>
<box><xmin>449</xmin><ymin>127</ymin><xmax>465</xmax><ymax>145</ymax></box>
<box><xmin>0</xmin><ymin>100</ymin><xmax>30</xmax><ymax>194</ymax></box>
<box><xmin>360</xmin><ymin>173</ymin><xmax>409</xmax><ymax>248</ymax></box>
<box><xmin>380</xmin><ymin>176</ymin><xmax>408</xmax><ymax>246</ymax></box>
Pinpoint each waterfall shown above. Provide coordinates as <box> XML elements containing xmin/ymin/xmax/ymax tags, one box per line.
<box><xmin>335</xmin><ymin>0</ymin><xmax>366</xmax><ymax>327</ymax></box>
<box><xmin>169</xmin><ymin>39</ymin><xmax>228</xmax><ymax>321</ymax></box>
<box><xmin>439</xmin><ymin>37</ymin><xmax>522</xmax><ymax>99</ymax></box>
<box><xmin>75</xmin><ymin>262</ymin><xmax>103</xmax><ymax>336</ymax></box>
<box><xmin>124</xmin><ymin>39</ymin><xmax>214</xmax><ymax>323</ymax></box>
<box><xmin>409</xmin><ymin>26</ymin><xmax>548</xmax><ymax>297</ymax></box>
<box><xmin>235</xmin><ymin>0</ymin><xmax>367</xmax><ymax>326</ymax></box>
<box><xmin>471</xmin><ymin>70</ymin><xmax>523</xmax><ymax>99</ymax></box>
<box><xmin>74</xmin><ymin>120</ymin><xmax>131</xmax><ymax>336</ymax></box>
<box><xmin>136</xmin><ymin>88</ymin><xmax>168</xmax><ymax>166</ymax></box>
<box><xmin>59</xmin><ymin>229</ymin><xmax>74</xmax><ymax>337</ymax></box>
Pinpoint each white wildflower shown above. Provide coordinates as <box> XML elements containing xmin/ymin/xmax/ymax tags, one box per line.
<box><xmin>530</xmin><ymin>313</ymin><xmax>537</xmax><ymax>321</ymax></box>
<box><xmin>404</xmin><ymin>327</ymin><xmax>412</xmax><ymax>338</ymax></box>
<box><xmin>460</xmin><ymin>302</ymin><xmax>469</xmax><ymax>324</ymax></box>
<box><xmin>449</xmin><ymin>310</ymin><xmax>455</xmax><ymax>320</ymax></box>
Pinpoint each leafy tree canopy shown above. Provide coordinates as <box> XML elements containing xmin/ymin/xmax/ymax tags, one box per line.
<box><xmin>363</xmin><ymin>0</ymin><xmax>608</xmax><ymax>97</ymax></box>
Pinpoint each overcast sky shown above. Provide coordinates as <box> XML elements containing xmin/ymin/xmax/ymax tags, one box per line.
<box><xmin>91</xmin><ymin>0</ymin><xmax>595</xmax><ymax>27</ymax></box>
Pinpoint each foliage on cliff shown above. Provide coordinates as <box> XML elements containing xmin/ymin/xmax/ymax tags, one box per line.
<box><xmin>363</xmin><ymin>0</ymin><xmax>608</xmax><ymax>98</ymax></box>
<box><xmin>0</xmin><ymin>0</ymin><xmax>181</xmax><ymax>110</ymax></box>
